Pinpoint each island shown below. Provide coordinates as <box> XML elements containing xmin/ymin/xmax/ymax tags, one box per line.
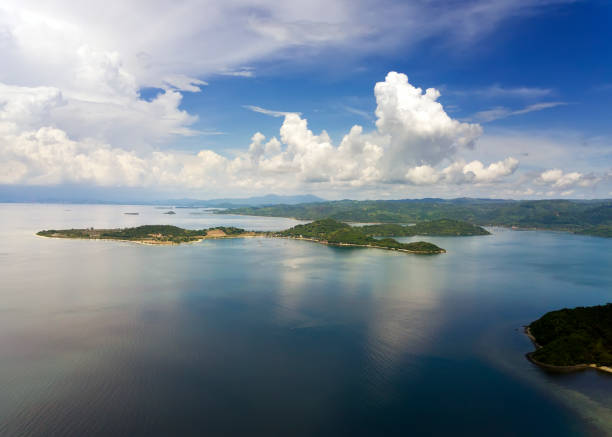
<box><xmin>525</xmin><ymin>303</ymin><xmax>612</xmax><ymax>373</ymax></box>
<box><xmin>277</xmin><ymin>219</ymin><xmax>445</xmax><ymax>253</ymax></box>
<box><xmin>37</xmin><ymin>219</ymin><xmax>446</xmax><ymax>254</ymax></box>
<box><xmin>37</xmin><ymin>225</ymin><xmax>256</xmax><ymax>245</ymax></box>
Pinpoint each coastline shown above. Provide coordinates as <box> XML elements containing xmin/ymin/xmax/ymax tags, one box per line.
<box><xmin>36</xmin><ymin>232</ymin><xmax>267</xmax><ymax>246</ymax></box>
<box><xmin>37</xmin><ymin>233</ymin><xmax>206</xmax><ymax>246</ymax></box>
<box><xmin>37</xmin><ymin>232</ymin><xmax>444</xmax><ymax>253</ymax></box>
<box><xmin>217</xmin><ymin>211</ymin><xmax>610</xmax><ymax>238</ymax></box>
<box><xmin>524</xmin><ymin>326</ymin><xmax>612</xmax><ymax>374</ymax></box>
<box><xmin>274</xmin><ymin>235</ymin><xmax>446</xmax><ymax>254</ymax></box>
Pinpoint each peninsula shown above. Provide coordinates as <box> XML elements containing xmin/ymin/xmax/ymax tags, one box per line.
<box><xmin>37</xmin><ymin>219</ymin><xmax>446</xmax><ymax>254</ymax></box>
<box><xmin>37</xmin><ymin>225</ymin><xmax>256</xmax><ymax>245</ymax></box>
<box><xmin>526</xmin><ymin>303</ymin><xmax>612</xmax><ymax>373</ymax></box>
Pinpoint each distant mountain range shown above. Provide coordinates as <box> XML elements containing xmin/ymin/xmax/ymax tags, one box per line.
<box><xmin>0</xmin><ymin>186</ymin><xmax>324</xmax><ymax>207</ymax></box>
<box><xmin>159</xmin><ymin>194</ymin><xmax>324</xmax><ymax>207</ymax></box>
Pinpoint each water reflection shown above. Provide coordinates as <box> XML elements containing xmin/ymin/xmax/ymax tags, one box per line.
<box><xmin>0</xmin><ymin>204</ymin><xmax>611</xmax><ymax>436</ymax></box>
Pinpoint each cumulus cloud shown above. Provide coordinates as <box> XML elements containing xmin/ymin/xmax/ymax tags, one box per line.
<box><xmin>0</xmin><ymin>81</ymin><xmax>199</xmax><ymax>149</ymax></box>
<box><xmin>405</xmin><ymin>165</ymin><xmax>440</xmax><ymax>185</ymax></box>
<box><xmin>375</xmin><ymin>72</ymin><xmax>482</xmax><ymax>172</ymax></box>
<box><xmin>536</xmin><ymin>169</ymin><xmax>600</xmax><ymax>189</ymax></box>
<box><xmin>462</xmin><ymin>157</ymin><xmax>519</xmax><ymax>182</ymax></box>
<box><xmin>1</xmin><ymin>72</ymin><xmax>523</xmax><ymax>192</ymax></box>
<box><xmin>402</xmin><ymin>158</ymin><xmax>519</xmax><ymax>186</ymax></box>
<box><xmin>0</xmin><ymin>0</ymin><xmax>598</xmax><ymax>198</ymax></box>
<box><xmin>0</xmin><ymin>127</ymin><xmax>148</xmax><ymax>186</ymax></box>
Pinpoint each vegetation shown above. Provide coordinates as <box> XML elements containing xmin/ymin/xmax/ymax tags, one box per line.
<box><xmin>38</xmin><ymin>219</ymin><xmax>445</xmax><ymax>253</ymax></box>
<box><xmin>210</xmin><ymin>226</ymin><xmax>250</xmax><ymax>235</ymax></box>
<box><xmin>220</xmin><ymin>199</ymin><xmax>612</xmax><ymax>237</ymax></box>
<box><xmin>38</xmin><ymin>225</ymin><xmax>212</xmax><ymax>244</ymax></box>
<box><xmin>575</xmin><ymin>224</ymin><xmax>612</xmax><ymax>238</ymax></box>
<box><xmin>278</xmin><ymin>218</ymin><xmax>350</xmax><ymax>238</ymax></box>
<box><xmin>359</xmin><ymin>219</ymin><xmax>490</xmax><ymax>236</ymax></box>
<box><xmin>528</xmin><ymin>304</ymin><xmax>612</xmax><ymax>367</ymax></box>
<box><xmin>277</xmin><ymin>219</ymin><xmax>445</xmax><ymax>253</ymax></box>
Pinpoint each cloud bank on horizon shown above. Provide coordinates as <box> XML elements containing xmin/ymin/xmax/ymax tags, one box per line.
<box><xmin>0</xmin><ymin>0</ymin><xmax>609</xmax><ymax>199</ymax></box>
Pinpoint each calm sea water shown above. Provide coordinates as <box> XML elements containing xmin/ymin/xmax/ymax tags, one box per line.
<box><xmin>0</xmin><ymin>203</ymin><xmax>610</xmax><ymax>436</ymax></box>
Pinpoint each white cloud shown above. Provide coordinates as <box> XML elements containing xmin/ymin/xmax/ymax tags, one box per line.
<box><xmin>474</xmin><ymin>102</ymin><xmax>566</xmax><ymax>122</ymax></box>
<box><xmin>1</xmin><ymin>72</ymin><xmax>522</xmax><ymax>192</ymax></box>
<box><xmin>537</xmin><ymin>169</ymin><xmax>600</xmax><ymax>189</ymax></box>
<box><xmin>374</xmin><ymin>72</ymin><xmax>482</xmax><ymax>172</ymax></box>
<box><xmin>0</xmin><ymin>81</ymin><xmax>199</xmax><ymax>149</ymax></box>
<box><xmin>244</xmin><ymin>105</ymin><xmax>301</xmax><ymax>118</ymax></box>
<box><xmin>0</xmin><ymin>1</ymin><xmax>575</xmax><ymax>89</ymax></box>
<box><xmin>218</xmin><ymin>68</ymin><xmax>255</xmax><ymax>78</ymax></box>
<box><xmin>406</xmin><ymin>165</ymin><xmax>440</xmax><ymax>185</ymax></box>
<box><xmin>0</xmin><ymin>1</ymin><xmax>604</xmax><ymax>199</ymax></box>
<box><xmin>0</xmin><ymin>127</ymin><xmax>148</xmax><ymax>186</ymax></box>
<box><xmin>162</xmin><ymin>75</ymin><xmax>208</xmax><ymax>92</ymax></box>
<box><xmin>462</xmin><ymin>157</ymin><xmax>519</xmax><ymax>182</ymax></box>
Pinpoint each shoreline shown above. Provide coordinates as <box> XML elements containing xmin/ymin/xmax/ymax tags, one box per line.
<box><xmin>36</xmin><ymin>232</ymin><xmax>267</xmax><ymax>246</ymax></box>
<box><xmin>275</xmin><ymin>235</ymin><xmax>445</xmax><ymax>254</ymax></box>
<box><xmin>37</xmin><ymin>233</ymin><xmax>207</xmax><ymax>246</ymax></box>
<box><xmin>217</xmin><ymin>212</ymin><xmax>609</xmax><ymax>238</ymax></box>
<box><xmin>37</xmin><ymin>232</ymin><xmax>444</xmax><ymax>254</ymax></box>
<box><xmin>524</xmin><ymin>326</ymin><xmax>612</xmax><ymax>374</ymax></box>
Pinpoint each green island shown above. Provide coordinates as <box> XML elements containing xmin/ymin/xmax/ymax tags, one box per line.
<box><xmin>37</xmin><ymin>225</ymin><xmax>252</xmax><ymax>245</ymax></box>
<box><xmin>219</xmin><ymin>199</ymin><xmax>612</xmax><ymax>237</ymax></box>
<box><xmin>37</xmin><ymin>219</ymin><xmax>446</xmax><ymax>254</ymax></box>
<box><xmin>276</xmin><ymin>218</ymin><xmax>445</xmax><ymax>253</ymax></box>
<box><xmin>526</xmin><ymin>303</ymin><xmax>612</xmax><ymax>373</ymax></box>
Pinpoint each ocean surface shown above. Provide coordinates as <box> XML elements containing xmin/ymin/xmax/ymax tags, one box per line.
<box><xmin>0</xmin><ymin>203</ymin><xmax>610</xmax><ymax>436</ymax></box>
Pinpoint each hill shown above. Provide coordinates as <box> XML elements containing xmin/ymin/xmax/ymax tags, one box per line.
<box><xmin>221</xmin><ymin>199</ymin><xmax>612</xmax><ymax>237</ymax></box>
<box><xmin>527</xmin><ymin>304</ymin><xmax>612</xmax><ymax>369</ymax></box>
<box><xmin>359</xmin><ymin>219</ymin><xmax>490</xmax><ymax>236</ymax></box>
<box><xmin>36</xmin><ymin>225</ymin><xmax>246</xmax><ymax>244</ymax></box>
<box><xmin>277</xmin><ymin>219</ymin><xmax>445</xmax><ymax>254</ymax></box>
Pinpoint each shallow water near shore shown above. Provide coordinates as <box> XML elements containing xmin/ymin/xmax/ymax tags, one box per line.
<box><xmin>1</xmin><ymin>204</ymin><xmax>611</xmax><ymax>436</ymax></box>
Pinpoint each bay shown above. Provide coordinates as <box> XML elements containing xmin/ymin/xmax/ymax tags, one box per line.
<box><xmin>0</xmin><ymin>203</ymin><xmax>610</xmax><ymax>436</ymax></box>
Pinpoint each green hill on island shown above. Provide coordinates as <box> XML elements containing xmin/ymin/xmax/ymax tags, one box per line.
<box><xmin>278</xmin><ymin>219</ymin><xmax>445</xmax><ymax>253</ymax></box>
<box><xmin>37</xmin><ymin>225</ymin><xmax>247</xmax><ymax>244</ymax></box>
<box><xmin>278</xmin><ymin>217</ymin><xmax>349</xmax><ymax>238</ymax></box>
<box><xmin>528</xmin><ymin>304</ymin><xmax>612</xmax><ymax>368</ymax></box>
<box><xmin>359</xmin><ymin>219</ymin><xmax>490</xmax><ymax>236</ymax></box>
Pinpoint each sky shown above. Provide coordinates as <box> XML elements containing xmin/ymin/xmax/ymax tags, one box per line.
<box><xmin>0</xmin><ymin>0</ymin><xmax>611</xmax><ymax>201</ymax></box>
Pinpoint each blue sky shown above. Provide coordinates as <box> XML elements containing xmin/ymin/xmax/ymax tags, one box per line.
<box><xmin>0</xmin><ymin>0</ymin><xmax>610</xmax><ymax>200</ymax></box>
<box><xmin>179</xmin><ymin>0</ymin><xmax>611</xmax><ymax>148</ymax></box>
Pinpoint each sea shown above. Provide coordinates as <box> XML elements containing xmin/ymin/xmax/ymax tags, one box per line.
<box><xmin>0</xmin><ymin>203</ymin><xmax>610</xmax><ymax>436</ymax></box>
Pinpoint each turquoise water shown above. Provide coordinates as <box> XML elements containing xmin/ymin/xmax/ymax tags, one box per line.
<box><xmin>0</xmin><ymin>204</ymin><xmax>610</xmax><ymax>436</ymax></box>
